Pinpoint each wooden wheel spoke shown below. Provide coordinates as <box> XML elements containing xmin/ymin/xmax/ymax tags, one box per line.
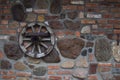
<box><xmin>23</xmin><ymin>38</ymin><xmax>31</xmax><ymax>41</ymax></box>
<box><xmin>31</xmin><ymin>26</ymin><xmax>35</xmax><ymax>32</ymax></box>
<box><xmin>40</xmin><ymin>42</ymin><xmax>48</xmax><ymax>49</ymax></box>
<box><xmin>32</xmin><ymin>44</ymin><xmax>35</xmax><ymax>53</ymax></box>
<box><xmin>41</xmin><ymin>38</ymin><xmax>51</xmax><ymax>41</ymax></box>
<box><xmin>25</xmin><ymin>42</ymin><xmax>32</xmax><ymax>49</ymax></box>
<box><xmin>37</xmin><ymin>45</ymin><xmax>42</xmax><ymax>53</ymax></box>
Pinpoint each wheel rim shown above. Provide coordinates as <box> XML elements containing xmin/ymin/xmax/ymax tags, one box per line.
<box><xmin>19</xmin><ymin>23</ymin><xmax>55</xmax><ymax>58</ymax></box>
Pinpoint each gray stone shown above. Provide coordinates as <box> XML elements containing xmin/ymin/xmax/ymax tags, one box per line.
<box><xmin>112</xmin><ymin>42</ymin><xmax>120</xmax><ymax>62</ymax></box>
<box><xmin>34</xmin><ymin>0</ymin><xmax>48</xmax><ymax>9</ymax></box>
<box><xmin>4</xmin><ymin>42</ymin><xmax>23</xmax><ymax>60</ymax></box>
<box><xmin>72</xmin><ymin>68</ymin><xmax>88</xmax><ymax>79</ymax></box>
<box><xmin>58</xmin><ymin>38</ymin><xmax>85</xmax><ymax>59</ymax></box>
<box><xmin>87</xmin><ymin>14</ymin><xmax>102</xmax><ymax>18</ymax></box>
<box><xmin>101</xmin><ymin>73</ymin><xmax>113</xmax><ymax>80</ymax></box>
<box><xmin>14</xmin><ymin>62</ymin><xmax>28</xmax><ymax>71</ymax></box>
<box><xmin>95</xmin><ymin>38</ymin><xmax>112</xmax><ymax>61</ymax></box>
<box><xmin>64</xmin><ymin>20</ymin><xmax>80</xmax><ymax>30</ymax></box>
<box><xmin>50</xmin><ymin>0</ymin><xmax>62</xmax><ymax>14</ymax></box>
<box><xmin>1</xmin><ymin>60</ymin><xmax>12</xmax><ymax>69</ymax></box>
<box><xmin>61</xmin><ymin>61</ymin><xmax>75</xmax><ymax>69</ymax></box>
<box><xmin>67</xmin><ymin>11</ymin><xmax>78</xmax><ymax>19</ymax></box>
<box><xmin>81</xmin><ymin>49</ymin><xmax>87</xmax><ymax>56</ymax></box>
<box><xmin>33</xmin><ymin>67</ymin><xmax>47</xmax><ymax>76</ymax></box>
<box><xmin>112</xmin><ymin>68</ymin><xmax>120</xmax><ymax>74</ymax></box>
<box><xmin>42</xmin><ymin>49</ymin><xmax>60</xmax><ymax>63</ymax></box>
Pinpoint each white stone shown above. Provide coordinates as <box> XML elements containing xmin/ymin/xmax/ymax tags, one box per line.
<box><xmin>112</xmin><ymin>42</ymin><xmax>120</xmax><ymax>62</ymax></box>
<box><xmin>72</xmin><ymin>68</ymin><xmax>88</xmax><ymax>79</ymax></box>
<box><xmin>78</xmin><ymin>12</ymin><xmax>84</xmax><ymax>18</ymax></box>
<box><xmin>87</xmin><ymin>14</ymin><xmax>102</xmax><ymax>18</ymax></box>
<box><xmin>71</xmin><ymin>1</ymin><xmax>84</xmax><ymax>5</ymax></box>
<box><xmin>61</xmin><ymin>61</ymin><xmax>75</xmax><ymax>69</ymax></box>
<box><xmin>81</xmin><ymin>26</ymin><xmax>91</xmax><ymax>33</ymax></box>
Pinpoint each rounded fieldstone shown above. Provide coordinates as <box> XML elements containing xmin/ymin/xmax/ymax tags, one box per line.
<box><xmin>25</xmin><ymin>13</ymin><xmax>36</xmax><ymax>22</ymax></box>
<box><xmin>34</xmin><ymin>0</ymin><xmax>48</xmax><ymax>9</ymax></box>
<box><xmin>49</xmin><ymin>21</ymin><xmax>64</xmax><ymax>29</ymax></box>
<box><xmin>81</xmin><ymin>26</ymin><xmax>91</xmax><ymax>34</ymax></box>
<box><xmin>76</xmin><ymin>57</ymin><xmax>89</xmax><ymax>68</ymax></box>
<box><xmin>50</xmin><ymin>0</ymin><xmax>62</xmax><ymax>14</ymax></box>
<box><xmin>33</xmin><ymin>67</ymin><xmax>47</xmax><ymax>76</ymax></box>
<box><xmin>81</xmin><ymin>49</ymin><xmax>87</xmax><ymax>56</ymax></box>
<box><xmin>72</xmin><ymin>68</ymin><xmax>88</xmax><ymax>79</ymax></box>
<box><xmin>42</xmin><ymin>49</ymin><xmax>60</xmax><ymax>63</ymax></box>
<box><xmin>58</xmin><ymin>38</ymin><xmax>85</xmax><ymax>59</ymax></box>
<box><xmin>14</xmin><ymin>62</ymin><xmax>28</xmax><ymax>71</ymax></box>
<box><xmin>64</xmin><ymin>20</ymin><xmax>81</xmax><ymax>30</ymax></box>
<box><xmin>61</xmin><ymin>61</ymin><xmax>75</xmax><ymax>69</ymax></box>
<box><xmin>67</xmin><ymin>11</ymin><xmax>78</xmax><ymax>19</ymax></box>
<box><xmin>1</xmin><ymin>60</ymin><xmax>12</xmax><ymax>69</ymax></box>
<box><xmin>27</xmin><ymin>57</ymin><xmax>41</xmax><ymax>64</ymax></box>
<box><xmin>4</xmin><ymin>42</ymin><xmax>23</xmax><ymax>60</ymax></box>
<box><xmin>112</xmin><ymin>42</ymin><xmax>120</xmax><ymax>62</ymax></box>
<box><xmin>95</xmin><ymin>38</ymin><xmax>112</xmax><ymax>61</ymax></box>
<box><xmin>88</xmin><ymin>48</ymin><xmax>93</xmax><ymax>53</ymax></box>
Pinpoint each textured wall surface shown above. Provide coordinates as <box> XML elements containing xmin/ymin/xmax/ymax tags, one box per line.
<box><xmin>0</xmin><ymin>0</ymin><xmax>120</xmax><ymax>80</ymax></box>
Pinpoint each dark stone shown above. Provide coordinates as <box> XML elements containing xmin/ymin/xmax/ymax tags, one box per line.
<box><xmin>33</xmin><ymin>67</ymin><xmax>47</xmax><ymax>76</ymax></box>
<box><xmin>34</xmin><ymin>0</ymin><xmax>48</xmax><ymax>9</ymax></box>
<box><xmin>58</xmin><ymin>38</ymin><xmax>85</xmax><ymax>59</ymax></box>
<box><xmin>113</xmin><ymin>75</ymin><xmax>120</xmax><ymax>80</ymax></box>
<box><xmin>81</xmin><ymin>49</ymin><xmax>87</xmax><ymax>56</ymax></box>
<box><xmin>9</xmin><ymin>36</ymin><xmax>17</xmax><ymax>41</ymax></box>
<box><xmin>49</xmin><ymin>21</ymin><xmax>64</xmax><ymax>29</ymax></box>
<box><xmin>67</xmin><ymin>11</ymin><xmax>78</xmax><ymax>19</ymax></box>
<box><xmin>42</xmin><ymin>49</ymin><xmax>60</xmax><ymax>63</ymax></box>
<box><xmin>95</xmin><ymin>38</ymin><xmax>112</xmax><ymax>61</ymax></box>
<box><xmin>11</xmin><ymin>2</ymin><xmax>26</xmax><ymax>22</ymax></box>
<box><xmin>88</xmin><ymin>48</ymin><xmax>93</xmax><ymax>53</ymax></box>
<box><xmin>86</xmin><ymin>42</ymin><xmax>94</xmax><ymax>47</ymax></box>
<box><xmin>60</xmin><ymin>13</ymin><xmax>66</xmax><ymax>19</ymax></box>
<box><xmin>112</xmin><ymin>68</ymin><xmax>120</xmax><ymax>74</ymax></box>
<box><xmin>0</xmin><ymin>0</ymin><xmax>9</xmax><ymax>4</ymax></box>
<box><xmin>62</xmin><ymin>0</ymin><xmax>70</xmax><ymax>5</ymax></box>
<box><xmin>1</xmin><ymin>60</ymin><xmax>12</xmax><ymax>69</ymax></box>
<box><xmin>22</xmin><ymin>0</ymin><xmax>36</xmax><ymax>8</ymax></box>
<box><xmin>4</xmin><ymin>42</ymin><xmax>23</xmax><ymax>60</ymax></box>
<box><xmin>50</xmin><ymin>0</ymin><xmax>62</xmax><ymax>14</ymax></box>
<box><xmin>89</xmin><ymin>63</ymin><xmax>98</xmax><ymax>74</ymax></box>
<box><xmin>64</xmin><ymin>20</ymin><xmax>80</xmax><ymax>30</ymax></box>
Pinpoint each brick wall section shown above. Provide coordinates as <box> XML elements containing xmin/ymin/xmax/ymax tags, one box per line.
<box><xmin>0</xmin><ymin>0</ymin><xmax>120</xmax><ymax>80</ymax></box>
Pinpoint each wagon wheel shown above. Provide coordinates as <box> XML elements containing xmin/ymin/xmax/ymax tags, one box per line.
<box><xmin>19</xmin><ymin>23</ymin><xmax>55</xmax><ymax>58</ymax></box>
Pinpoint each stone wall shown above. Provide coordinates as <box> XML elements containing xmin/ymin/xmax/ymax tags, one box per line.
<box><xmin>0</xmin><ymin>0</ymin><xmax>120</xmax><ymax>80</ymax></box>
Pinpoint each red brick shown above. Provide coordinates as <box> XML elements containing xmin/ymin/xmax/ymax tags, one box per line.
<box><xmin>114</xmin><ymin>25</ymin><xmax>120</xmax><ymax>29</ymax></box>
<box><xmin>1</xmin><ymin>20</ymin><xmax>8</xmax><ymax>25</ymax></box>
<box><xmin>2</xmin><ymin>30</ymin><xmax>16</xmax><ymax>35</ymax></box>
<box><xmin>97</xmin><ymin>19</ymin><xmax>107</xmax><ymax>24</ymax></box>
<box><xmin>64</xmin><ymin>30</ymin><xmax>74</xmax><ymax>35</ymax></box>
<box><xmin>114</xmin><ymin>30</ymin><xmax>120</xmax><ymax>34</ymax></box>
<box><xmin>88</xmin><ymin>75</ymin><xmax>98</xmax><ymax>80</ymax></box>
<box><xmin>49</xmin><ymin>76</ymin><xmax>62</xmax><ymax>80</ymax></box>
<box><xmin>45</xmin><ymin>16</ymin><xmax>60</xmax><ymax>20</ymax></box>
<box><xmin>77</xmin><ymin>6</ymin><xmax>84</xmax><ymax>10</ymax></box>
<box><xmin>2</xmin><ymin>75</ymin><xmax>16</xmax><ymax>79</ymax></box>
<box><xmin>106</xmin><ymin>0</ymin><xmax>120</xmax><ymax>2</ymax></box>
<box><xmin>98</xmin><ymin>63</ymin><xmax>112</xmax><ymax>67</ymax></box>
<box><xmin>99</xmin><ymin>24</ymin><xmax>113</xmax><ymax>28</ymax></box>
<box><xmin>103</xmin><ymin>14</ymin><xmax>112</xmax><ymax>18</ymax></box>
<box><xmin>75</xmin><ymin>31</ymin><xmax>80</xmax><ymax>37</ymax></box>
<box><xmin>63</xmin><ymin>76</ymin><xmax>71</xmax><ymax>80</ymax></box>
<box><xmin>114</xmin><ymin>63</ymin><xmax>120</xmax><ymax>68</ymax></box>
<box><xmin>56</xmin><ymin>70</ymin><xmax>72</xmax><ymax>75</ymax></box>
<box><xmin>81</xmin><ymin>19</ymin><xmax>96</xmax><ymax>24</ymax></box>
<box><xmin>86</xmin><ymin>8</ymin><xmax>99</xmax><ymax>12</ymax></box>
<box><xmin>114</xmin><ymin>14</ymin><xmax>120</xmax><ymax>18</ymax></box>
<box><xmin>48</xmin><ymin>65</ymin><xmax>60</xmax><ymax>70</ymax></box>
<box><xmin>48</xmin><ymin>70</ymin><xmax>56</xmax><ymax>75</ymax></box>
<box><xmin>0</xmin><ymin>71</ymin><xmax>7</xmax><ymax>75</ymax></box>
<box><xmin>0</xmin><ymin>50</ymin><xmax>4</xmax><ymax>59</ymax></box>
<box><xmin>16</xmin><ymin>72</ymin><xmax>32</xmax><ymax>77</ymax></box>
<box><xmin>92</xmin><ymin>31</ymin><xmax>105</xmax><ymax>35</ymax></box>
<box><xmin>3</xmin><ymin>9</ymin><xmax>10</xmax><ymax>14</ymax></box>
<box><xmin>7</xmin><ymin>70</ymin><xmax>15</xmax><ymax>75</ymax></box>
<box><xmin>111</xmin><ymin>8</ymin><xmax>120</xmax><ymax>12</ymax></box>
<box><xmin>114</xmin><ymin>75</ymin><xmax>120</xmax><ymax>80</ymax></box>
<box><xmin>54</xmin><ymin>31</ymin><xmax>65</xmax><ymax>39</ymax></box>
<box><xmin>108</xmin><ymin>20</ymin><xmax>120</xmax><ymax>24</ymax></box>
<box><xmin>98</xmin><ymin>67</ymin><xmax>111</xmax><ymax>72</ymax></box>
<box><xmin>62</xmin><ymin>5</ymin><xmax>77</xmax><ymax>10</ymax></box>
<box><xmin>114</xmin><ymin>4</ymin><xmax>120</xmax><ymax>7</ymax></box>
<box><xmin>89</xmin><ymin>63</ymin><xmax>98</xmax><ymax>74</ymax></box>
<box><xmin>62</xmin><ymin>0</ymin><xmax>70</xmax><ymax>5</ymax></box>
<box><xmin>86</xmin><ymin>3</ymin><xmax>98</xmax><ymax>7</ymax></box>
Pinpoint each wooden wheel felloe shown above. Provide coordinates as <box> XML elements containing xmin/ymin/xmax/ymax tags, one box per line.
<box><xmin>19</xmin><ymin>22</ymin><xmax>55</xmax><ymax>58</ymax></box>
